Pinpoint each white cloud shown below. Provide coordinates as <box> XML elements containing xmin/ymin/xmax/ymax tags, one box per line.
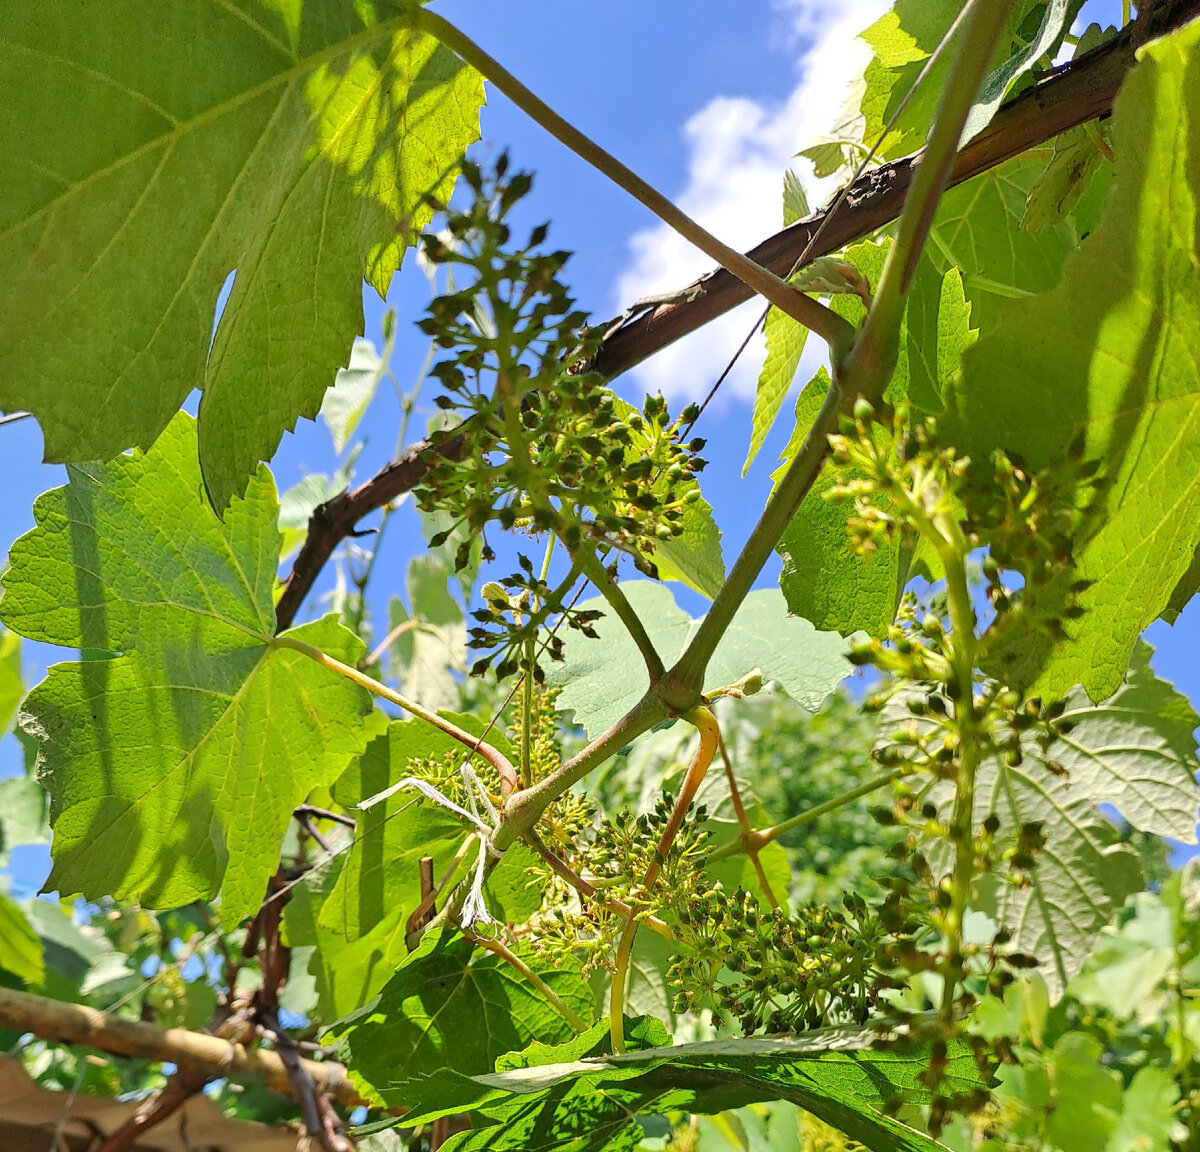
<box><xmin>612</xmin><ymin>0</ymin><xmax>888</xmax><ymax>408</ymax></box>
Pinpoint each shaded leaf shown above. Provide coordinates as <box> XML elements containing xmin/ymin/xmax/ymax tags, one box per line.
<box><xmin>395</xmin><ymin>1024</ymin><xmax>987</xmax><ymax>1152</ymax></box>
<box><xmin>283</xmin><ymin>860</ymin><xmax>411</xmax><ymax>1022</ymax></box>
<box><xmin>321</xmin><ymin>321</ymin><xmax>395</xmax><ymax>455</ymax></box>
<box><xmin>0</xmin><ymin>2</ymin><xmax>482</xmax><ymax>506</ymax></box>
<box><xmin>0</xmin><ymin>890</ymin><xmax>43</xmax><ymax>985</ymax></box>
<box><xmin>1020</xmin><ymin>126</ymin><xmax>1106</xmax><ymax>233</ymax></box>
<box><xmin>0</xmin><ymin>414</ymin><xmax>380</xmax><ymax>921</ymax></box>
<box><xmin>547</xmin><ymin>584</ymin><xmax>848</xmax><ymax>741</ymax></box>
<box><xmin>0</xmin><ymin>777</ymin><xmax>50</xmax><ymax>866</ymax></box>
<box><xmin>385</xmin><ymin>554</ymin><xmax>467</xmax><ymax>711</ymax></box>
<box><xmin>329</xmin><ymin>928</ymin><xmax>594</xmax><ymax>1106</ymax></box>
<box><xmin>319</xmin><ymin>720</ymin><xmax>482</xmax><ymax>943</ymax></box>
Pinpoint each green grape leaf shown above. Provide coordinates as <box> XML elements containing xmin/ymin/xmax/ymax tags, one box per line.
<box><xmin>328</xmin><ymin>928</ymin><xmax>594</xmax><ymax>1106</ymax></box>
<box><xmin>912</xmin><ymin>644</ymin><xmax>1197</xmax><ymax>999</ymax></box>
<box><xmin>0</xmin><ymin>629</ymin><xmax>19</xmax><ymax>736</ymax></box>
<box><xmin>961</xmin><ymin>0</ymin><xmax>1081</xmax><ymax>143</ymax></box>
<box><xmin>744</xmin><ymin>172</ymin><xmax>815</xmax><ymax>475</ymax></box>
<box><xmin>0</xmin><ymin>777</ymin><xmax>50</xmax><ymax>866</ymax></box>
<box><xmin>653</xmin><ymin>495</ymin><xmax>726</xmax><ymax>599</ymax></box>
<box><xmin>0</xmin><ymin>890</ymin><xmax>43</xmax><ymax>985</ymax></box>
<box><xmin>0</xmin><ymin>413</ymin><xmax>380</xmax><ymax>922</ymax></box>
<box><xmin>928</xmin><ymin>157</ymin><xmax>1079</xmax><ymax>333</ymax></box>
<box><xmin>1021</xmin><ymin>127</ymin><xmax>1106</xmax><ymax>233</ymax></box>
<box><xmin>0</xmin><ymin>2</ymin><xmax>482</xmax><ymax>508</ymax></box>
<box><xmin>319</xmin><ymin>720</ymin><xmax>481</xmax><ymax>942</ymax></box>
<box><xmin>775</xmin><ymin>242</ymin><xmax>968</xmax><ymax>638</ymax></box>
<box><xmin>283</xmin><ymin>860</ymin><xmax>411</xmax><ymax>1022</ymax></box>
<box><xmin>23</xmin><ymin>898</ymin><xmax>131</xmax><ymax>1005</ymax></box>
<box><xmin>945</xmin><ymin>22</ymin><xmax>1200</xmax><ymax>700</ymax></box>
<box><xmin>746</xmin><ymin>302</ymin><xmax>809</xmax><ymax>476</ymax></box>
<box><xmin>547</xmin><ymin>583</ymin><xmax>848</xmax><ymax>740</ymax></box>
<box><xmin>392</xmin><ymin>1024</ymin><xmax>987</xmax><ymax>1152</ymax></box>
<box><xmin>1109</xmin><ymin>1066</ymin><xmax>1180</xmax><ymax>1152</ymax></box>
<box><xmin>321</xmin><ymin>318</ymin><xmax>395</xmax><ymax>454</ymax></box>
<box><xmin>1044</xmin><ymin>1035</ymin><xmax>1123</xmax><ymax>1152</ymax></box>
<box><xmin>782</xmin><ymin>170</ymin><xmax>810</xmax><ymax>227</ymax></box>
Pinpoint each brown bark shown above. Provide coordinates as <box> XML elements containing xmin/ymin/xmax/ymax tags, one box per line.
<box><xmin>0</xmin><ymin>985</ymin><xmax>370</xmax><ymax>1112</ymax></box>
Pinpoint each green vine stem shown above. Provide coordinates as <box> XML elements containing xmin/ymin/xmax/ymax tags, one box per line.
<box><xmin>610</xmin><ymin>706</ymin><xmax>718</xmax><ymax>1053</ymax></box>
<box><xmin>932</xmin><ymin>508</ymin><xmax>981</xmax><ymax>1020</ymax></box>
<box><xmin>272</xmin><ymin>635</ymin><xmax>520</xmax><ymax>794</ymax></box>
<box><xmin>662</xmin><ymin>0</ymin><xmax>1014</xmax><ymax>711</ymax></box>
<box><xmin>706</xmin><ymin>769</ymin><xmax>904</xmax><ymax>864</ymax></box>
<box><xmin>465</xmin><ymin>931</ymin><xmax>588</xmax><ymax>1033</ymax></box>
<box><xmin>716</xmin><ymin>729</ymin><xmax>778</xmax><ymax>906</ymax></box>
<box><xmin>573</xmin><ymin>547</ymin><xmax>665</xmax><ymax>681</ymax></box>
<box><xmin>414</xmin><ymin>9</ymin><xmax>855</xmax><ymax>353</ymax></box>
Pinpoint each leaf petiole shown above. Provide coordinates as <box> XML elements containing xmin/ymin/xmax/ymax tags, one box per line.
<box><xmin>272</xmin><ymin>634</ymin><xmax>519</xmax><ymax>794</ymax></box>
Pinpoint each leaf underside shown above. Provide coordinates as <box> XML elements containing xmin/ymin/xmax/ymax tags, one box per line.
<box><xmin>0</xmin><ymin>0</ymin><xmax>483</xmax><ymax>506</ymax></box>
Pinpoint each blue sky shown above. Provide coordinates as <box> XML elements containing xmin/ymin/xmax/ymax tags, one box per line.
<box><xmin>3</xmin><ymin>0</ymin><xmax>1196</xmax><ymax>894</ymax></box>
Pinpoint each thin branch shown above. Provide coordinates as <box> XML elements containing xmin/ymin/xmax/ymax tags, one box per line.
<box><xmin>574</xmin><ymin>548</ymin><xmax>665</xmax><ymax>681</ymax></box>
<box><xmin>415</xmin><ymin>9</ymin><xmax>856</xmax><ymax>351</ymax></box>
<box><xmin>707</xmin><ymin>770</ymin><xmax>904</xmax><ymax>863</ymax></box>
<box><xmin>0</xmin><ymin>985</ymin><xmax>372</xmax><ymax>1110</ymax></box>
<box><xmin>592</xmin><ymin>0</ymin><xmax>1200</xmax><ymax>380</ymax></box>
<box><xmin>466</xmin><ymin>931</ymin><xmax>588</xmax><ymax>1033</ymax></box>
<box><xmin>717</xmin><ymin>729</ymin><xmax>778</xmax><ymax>907</ymax></box>
<box><xmin>269</xmin><ymin>3</ymin><xmax>1199</xmax><ymax>635</ymax></box>
<box><xmin>273</xmin><ymin>634</ymin><xmax>520</xmax><ymax>794</ymax></box>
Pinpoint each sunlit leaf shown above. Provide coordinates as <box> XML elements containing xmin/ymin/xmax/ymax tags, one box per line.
<box><xmin>0</xmin><ymin>2</ymin><xmax>482</xmax><ymax>506</ymax></box>
<box><xmin>0</xmin><ymin>413</ymin><xmax>380</xmax><ymax>921</ymax></box>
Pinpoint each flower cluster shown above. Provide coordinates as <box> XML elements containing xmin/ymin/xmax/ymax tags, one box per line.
<box><xmin>412</xmin><ymin>157</ymin><xmax>707</xmax><ymax>675</ymax></box>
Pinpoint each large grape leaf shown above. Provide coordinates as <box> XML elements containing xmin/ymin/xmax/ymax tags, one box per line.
<box><xmin>328</xmin><ymin>928</ymin><xmax>595</xmax><ymax>1106</ymax></box>
<box><xmin>775</xmin><ymin>242</ymin><xmax>968</xmax><ymax>639</ymax></box>
<box><xmin>546</xmin><ymin>583</ymin><xmax>848</xmax><ymax>740</ymax></box>
<box><xmin>945</xmin><ymin>22</ymin><xmax>1200</xmax><ymax>700</ymax></box>
<box><xmin>0</xmin><ymin>413</ymin><xmax>380</xmax><ymax>921</ymax></box>
<box><xmin>902</xmin><ymin>644</ymin><xmax>1199</xmax><ymax>999</ymax></box>
<box><xmin>0</xmin><ymin>1</ymin><xmax>482</xmax><ymax>508</ymax></box>
<box><xmin>388</xmin><ymin>1021</ymin><xmax>986</xmax><ymax>1152</ymax></box>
